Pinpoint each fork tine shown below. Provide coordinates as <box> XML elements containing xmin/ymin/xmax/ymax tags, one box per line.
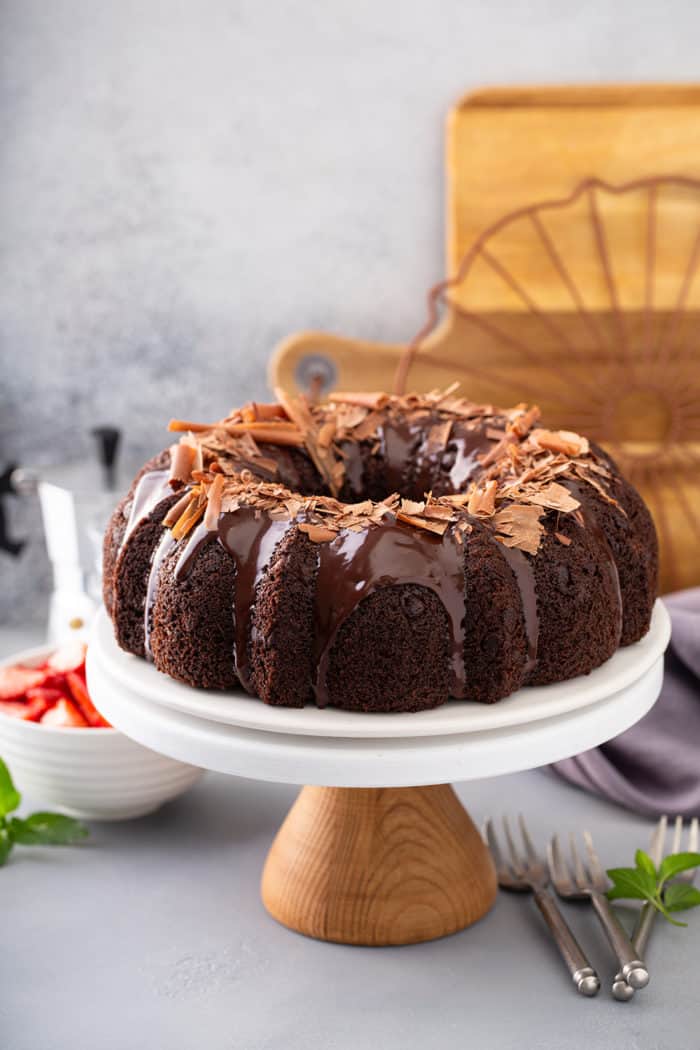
<box><xmin>518</xmin><ymin>813</ymin><xmax>539</xmax><ymax>864</ymax></box>
<box><xmin>503</xmin><ymin>815</ymin><xmax>524</xmax><ymax>876</ymax></box>
<box><xmin>672</xmin><ymin>814</ymin><xmax>683</xmax><ymax>854</ymax></box>
<box><xmin>582</xmin><ymin>830</ymin><xmax>607</xmax><ymax>890</ymax></box>
<box><xmin>649</xmin><ymin>815</ymin><xmax>667</xmax><ymax>866</ymax></box>
<box><xmin>569</xmin><ymin>833</ymin><xmax>589</xmax><ymax>888</ymax></box>
<box><xmin>548</xmin><ymin>834</ymin><xmax>570</xmax><ymax>888</ymax></box>
<box><xmin>688</xmin><ymin>817</ymin><xmax>699</xmax><ymax>854</ymax></box>
<box><xmin>484</xmin><ymin>818</ymin><xmax>509</xmax><ymax>876</ymax></box>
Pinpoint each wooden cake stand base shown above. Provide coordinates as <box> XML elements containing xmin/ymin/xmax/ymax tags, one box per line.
<box><xmin>262</xmin><ymin>784</ymin><xmax>496</xmax><ymax>945</ymax></box>
<box><xmin>87</xmin><ymin>603</ymin><xmax>669</xmax><ymax>947</ymax></box>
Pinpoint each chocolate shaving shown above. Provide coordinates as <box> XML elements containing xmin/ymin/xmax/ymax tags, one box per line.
<box><xmin>298</xmin><ymin>523</ymin><xmax>337</xmax><ymax>543</ymax></box>
<box><xmin>329</xmin><ymin>391</ymin><xmax>389</xmax><ymax>410</ymax></box>
<box><xmin>530</xmin><ymin>428</ymin><xmax>589</xmax><ymax>458</ymax></box>
<box><xmin>423</xmin><ymin>504</ymin><xmax>454</xmax><ymax>521</ymax></box>
<box><xmin>478</xmin><ymin>433</ymin><xmax>518</xmax><ymax>469</ymax></box>
<box><xmin>158</xmin><ymin>387</ymin><xmax>622</xmax><ymax>557</ymax></box>
<box><xmin>317</xmin><ymin>420</ymin><xmax>337</xmax><ymax>448</ymax></box>
<box><xmin>400</xmin><ymin>498</ymin><xmax>426</xmax><ymax>516</ymax></box>
<box><xmin>203</xmin><ymin>473</ymin><xmax>225</xmax><ymax>531</ymax></box>
<box><xmin>522</xmin><ymin>481</ymin><xmax>579</xmax><ymax>513</ymax></box>
<box><xmin>275</xmin><ymin>386</ymin><xmax>345</xmax><ymax>496</ymax></box>
<box><xmin>168</xmin><ymin>439</ymin><xmax>197</xmax><ymax>489</ymax></box>
<box><xmin>163</xmin><ymin>490</ymin><xmax>194</xmax><ymax>527</ymax></box>
<box><xmin>171</xmin><ymin>488</ymin><xmax>207</xmax><ymax>540</ymax></box>
<box><xmin>494</xmin><ymin>504</ymin><xmax>543</xmax><ymax>556</ymax></box>
<box><xmin>508</xmin><ymin>405</ymin><xmax>541</xmax><ymax>438</ymax></box>
<box><xmin>396</xmin><ymin>512</ymin><xmax>448</xmax><ymax>536</ymax></box>
<box><xmin>425</xmin><ymin>419</ymin><xmax>453</xmax><ymax>455</ymax></box>
<box><xmin>467</xmin><ymin>480</ymin><xmax>498</xmax><ymax>517</ymax></box>
<box><xmin>168</xmin><ymin>419</ymin><xmax>213</xmax><ymax>433</ymax></box>
<box><xmin>242</xmin><ymin>402</ymin><xmax>286</xmax><ymax>422</ymax></box>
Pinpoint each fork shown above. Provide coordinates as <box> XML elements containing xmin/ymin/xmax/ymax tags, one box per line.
<box><xmin>548</xmin><ymin>830</ymin><xmax>649</xmax><ymax>990</ymax></box>
<box><xmin>612</xmin><ymin>815</ymin><xmax>699</xmax><ymax>1001</ymax></box>
<box><xmin>485</xmin><ymin>815</ymin><xmax>600</xmax><ymax>996</ymax></box>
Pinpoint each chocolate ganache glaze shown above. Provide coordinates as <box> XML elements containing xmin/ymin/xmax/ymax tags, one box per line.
<box><xmin>104</xmin><ymin>389</ymin><xmax>658</xmax><ymax>711</ymax></box>
<box><xmin>497</xmin><ymin>544</ymin><xmax>539</xmax><ymax>677</ymax></box>
<box><xmin>312</xmin><ymin>520</ymin><xmax>469</xmax><ymax>706</ymax></box>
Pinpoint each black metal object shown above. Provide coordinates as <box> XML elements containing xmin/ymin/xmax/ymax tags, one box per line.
<box><xmin>0</xmin><ymin>463</ymin><xmax>25</xmax><ymax>557</ymax></box>
<box><xmin>91</xmin><ymin>426</ymin><xmax>121</xmax><ymax>491</ymax></box>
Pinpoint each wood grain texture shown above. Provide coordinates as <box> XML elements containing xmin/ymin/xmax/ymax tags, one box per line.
<box><xmin>269</xmin><ymin>84</ymin><xmax>700</xmax><ymax>592</ymax></box>
<box><xmin>447</xmin><ymin>104</ymin><xmax>700</xmax><ymax>292</ymax></box>
<box><xmin>261</xmin><ymin>785</ymin><xmax>497</xmax><ymax>945</ymax></box>
<box><xmin>456</xmin><ymin>84</ymin><xmax>700</xmax><ymax>108</ymax></box>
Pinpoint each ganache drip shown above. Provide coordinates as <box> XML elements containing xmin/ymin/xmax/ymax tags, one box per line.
<box><xmin>143</xmin><ymin>529</ymin><xmax>176</xmax><ymax>660</ymax></box>
<box><xmin>498</xmin><ymin>543</ymin><xmax>539</xmax><ymax>678</ymax></box>
<box><xmin>217</xmin><ymin>507</ymin><xmax>292</xmax><ymax>693</ymax></box>
<box><xmin>378</xmin><ymin>418</ymin><xmax>421</xmax><ymax>495</ymax></box>
<box><xmin>173</xmin><ymin>520</ymin><xmax>215</xmax><ymax>579</ymax></box>
<box><xmin>311</xmin><ymin>519</ymin><xmax>468</xmax><ymax>707</ymax></box>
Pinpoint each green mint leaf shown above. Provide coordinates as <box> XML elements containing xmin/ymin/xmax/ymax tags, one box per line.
<box><xmin>635</xmin><ymin>849</ymin><xmax>657</xmax><ymax>878</ymax></box>
<box><xmin>658</xmin><ymin>852</ymin><xmax>700</xmax><ymax>883</ymax></box>
<box><xmin>664</xmin><ymin>883</ymin><xmax>700</xmax><ymax>913</ymax></box>
<box><xmin>0</xmin><ymin>757</ymin><xmax>21</xmax><ymax>817</ymax></box>
<box><xmin>609</xmin><ymin>843</ymin><xmax>700</xmax><ymax>928</ymax></box>
<box><xmin>10</xmin><ymin>813</ymin><xmax>89</xmax><ymax>846</ymax></box>
<box><xmin>0</xmin><ymin>825</ymin><xmax>12</xmax><ymax>866</ymax></box>
<box><xmin>606</xmin><ymin>866</ymin><xmax>657</xmax><ymax>901</ymax></box>
<box><xmin>648</xmin><ymin>897</ymin><xmax>687</xmax><ymax>927</ymax></box>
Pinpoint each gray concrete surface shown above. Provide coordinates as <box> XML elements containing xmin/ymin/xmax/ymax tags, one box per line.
<box><xmin>1</xmin><ymin>632</ymin><xmax>697</xmax><ymax>1050</ymax></box>
<box><xmin>3</xmin><ymin>762</ymin><xmax>696</xmax><ymax>1047</ymax></box>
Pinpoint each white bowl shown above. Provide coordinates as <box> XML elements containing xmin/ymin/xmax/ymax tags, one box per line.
<box><xmin>0</xmin><ymin>644</ymin><xmax>203</xmax><ymax>821</ymax></box>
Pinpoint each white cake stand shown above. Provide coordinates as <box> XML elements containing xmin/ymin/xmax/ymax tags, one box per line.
<box><xmin>87</xmin><ymin>601</ymin><xmax>671</xmax><ymax>946</ymax></box>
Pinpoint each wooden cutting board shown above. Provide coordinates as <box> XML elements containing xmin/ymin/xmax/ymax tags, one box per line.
<box><xmin>270</xmin><ymin>84</ymin><xmax>700</xmax><ymax>592</ymax></box>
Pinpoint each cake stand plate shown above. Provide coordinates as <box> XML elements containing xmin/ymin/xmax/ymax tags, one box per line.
<box><xmin>86</xmin><ymin>601</ymin><xmax>671</xmax><ymax>946</ymax></box>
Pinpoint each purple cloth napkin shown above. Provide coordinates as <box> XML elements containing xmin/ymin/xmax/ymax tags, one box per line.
<box><xmin>552</xmin><ymin>589</ymin><xmax>700</xmax><ymax>817</ymax></box>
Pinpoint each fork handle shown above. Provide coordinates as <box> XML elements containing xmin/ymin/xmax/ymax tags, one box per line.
<box><xmin>532</xmin><ymin>889</ymin><xmax>600</xmax><ymax>996</ymax></box>
<box><xmin>589</xmin><ymin>890</ymin><xmax>649</xmax><ymax>990</ymax></box>
<box><xmin>611</xmin><ymin>901</ymin><xmax>657</xmax><ymax>1001</ymax></box>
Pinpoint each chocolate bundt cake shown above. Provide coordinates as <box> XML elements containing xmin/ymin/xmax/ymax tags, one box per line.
<box><xmin>103</xmin><ymin>389</ymin><xmax>658</xmax><ymax>712</ymax></box>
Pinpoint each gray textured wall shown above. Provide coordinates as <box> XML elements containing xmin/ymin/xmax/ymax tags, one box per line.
<box><xmin>2</xmin><ymin>0</ymin><xmax>699</xmax><ymax>624</ymax></box>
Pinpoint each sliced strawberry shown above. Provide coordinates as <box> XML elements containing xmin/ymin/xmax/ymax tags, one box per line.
<box><xmin>36</xmin><ymin>670</ymin><xmax>72</xmax><ymax>692</ymax></box>
<box><xmin>0</xmin><ymin>699</ymin><xmax>33</xmax><ymax>719</ymax></box>
<box><xmin>26</xmin><ymin>684</ymin><xmax>70</xmax><ymax>707</ymax></box>
<box><xmin>0</xmin><ymin>693</ymin><xmax>52</xmax><ymax>720</ymax></box>
<box><xmin>47</xmin><ymin>641</ymin><xmax>87</xmax><ymax>675</ymax></box>
<box><xmin>65</xmin><ymin>671</ymin><xmax>111</xmax><ymax>728</ymax></box>
<box><xmin>0</xmin><ymin>665</ymin><xmax>47</xmax><ymax>701</ymax></box>
<box><xmin>40</xmin><ymin>698</ymin><xmax>89</xmax><ymax>728</ymax></box>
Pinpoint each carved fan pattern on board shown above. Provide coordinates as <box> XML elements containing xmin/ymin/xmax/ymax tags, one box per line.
<box><xmin>395</xmin><ymin>176</ymin><xmax>700</xmax><ymax>593</ymax></box>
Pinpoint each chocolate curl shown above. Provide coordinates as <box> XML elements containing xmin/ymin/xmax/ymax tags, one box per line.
<box><xmin>163</xmin><ymin>490</ymin><xmax>194</xmax><ymax>527</ymax></box>
<box><xmin>241</xmin><ymin>402</ymin><xmax>287</xmax><ymax>423</ymax></box>
<box><xmin>467</xmin><ymin>479</ymin><xmax>498</xmax><ymax>517</ymax></box>
<box><xmin>170</xmin><ymin>495</ymin><xmax>206</xmax><ymax>540</ymax></box>
<box><xmin>168</xmin><ymin>419</ymin><xmax>212</xmax><ymax>433</ymax></box>
<box><xmin>329</xmin><ymin>391</ymin><xmax>390</xmax><ymax>410</ymax></box>
<box><xmin>530</xmin><ymin>428</ymin><xmax>590</xmax><ymax>457</ymax></box>
<box><xmin>169</xmin><ymin>417</ymin><xmax>304</xmax><ymax>446</ymax></box>
<box><xmin>168</xmin><ymin>440</ymin><xmax>197</xmax><ymax>489</ymax></box>
<box><xmin>274</xmin><ymin>386</ymin><xmax>344</xmax><ymax>496</ymax></box>
<box><xmin>204</xmin><ymin>474</ymin><xmax>225</xmax><ymax>531</ymax></box>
